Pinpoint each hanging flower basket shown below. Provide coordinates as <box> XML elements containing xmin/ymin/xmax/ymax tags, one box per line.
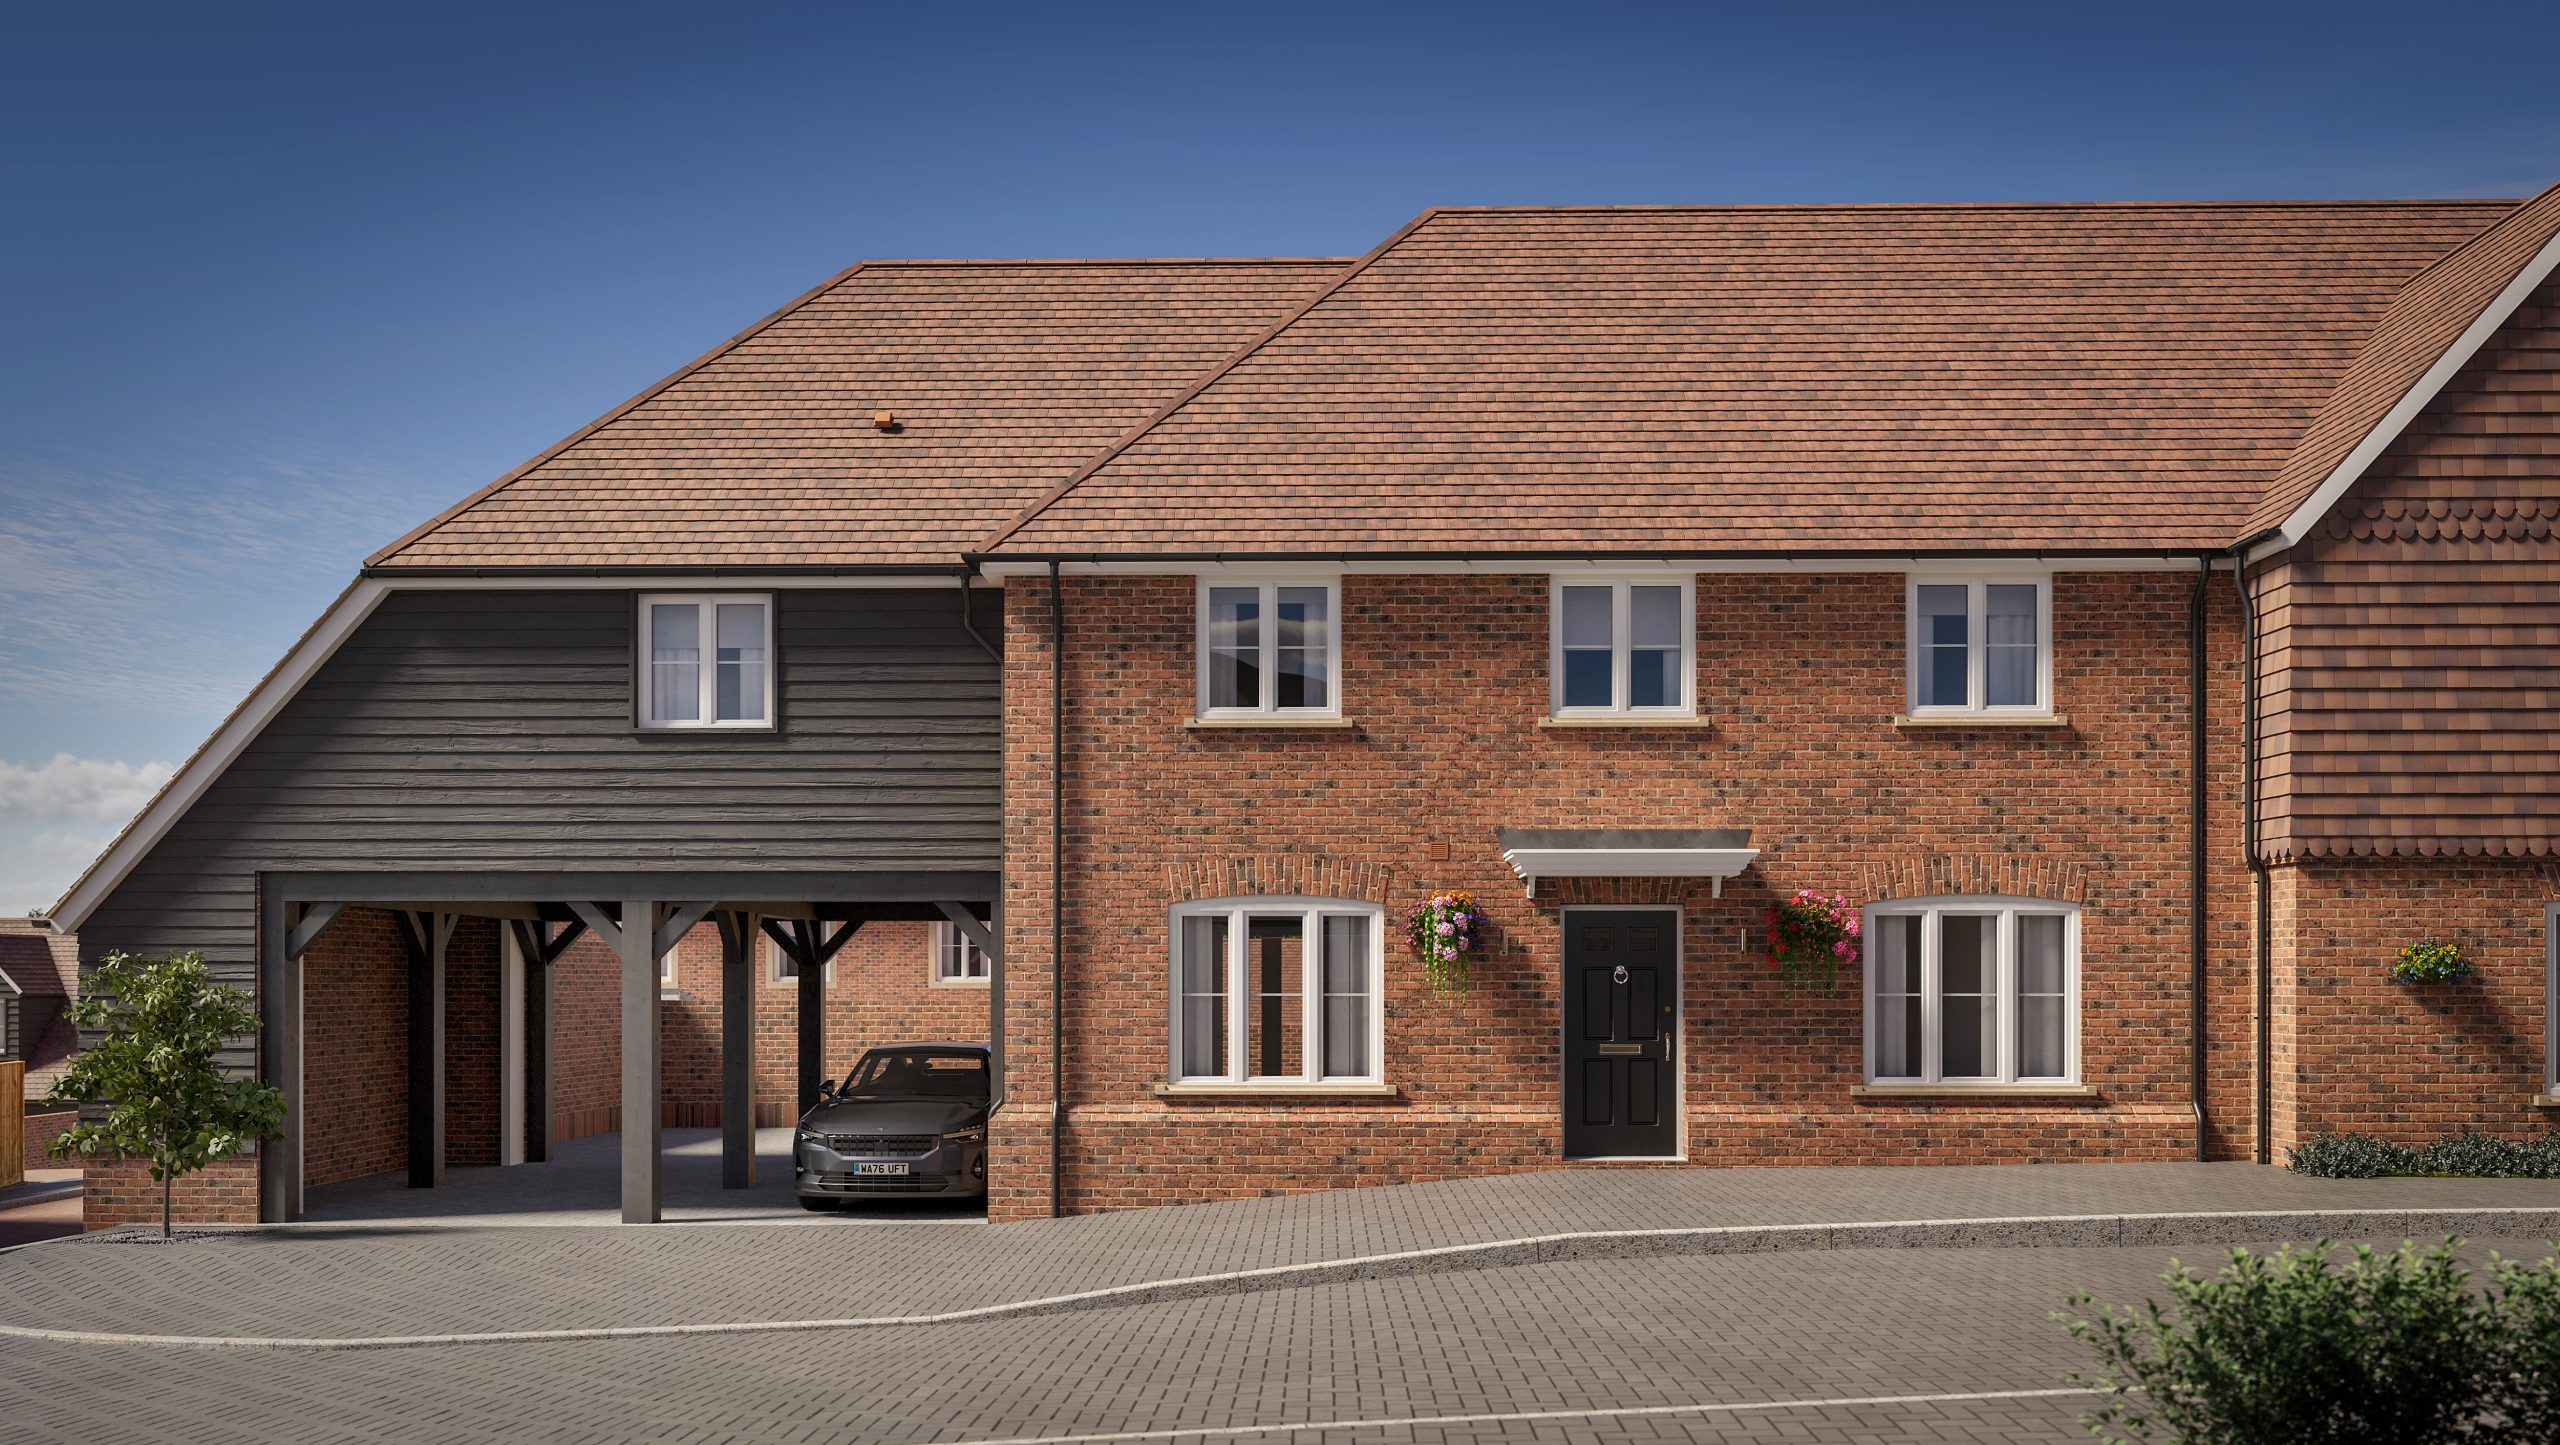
<box><xmin>1767</xmin><ymin>890</ymin><xmax>1860</xmax><ymax>995</ymax></box>
<box><xmin>1405</xmin><ymin>890</ymin><xmax>1484</xmax><ymax>993</ymax></box>
<box><xmin>2392</xmin><ymin>938</ymin><xmax>2471</xmax><ymax>984</ymax></box>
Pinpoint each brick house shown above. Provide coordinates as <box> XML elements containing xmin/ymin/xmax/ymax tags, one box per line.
<box><xmin>41</xmin><ymin>186</ymin><xmax>2560</xmax><ymax>1226</ymax></box>
<box><xmin>1</xmin><ymin>918</ymin><xmax>80</xmax><ymax>1172</ymax></box>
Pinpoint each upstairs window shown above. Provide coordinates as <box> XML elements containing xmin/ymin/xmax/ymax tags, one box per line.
<box><xmin>1865</xmin><ymin>898</ymin><xmax>2078</xmax><ymax>1086</ymax></box>
<box><xmin>1171</xmin><ymin>898</ymin><xmax>1380</xmax><ymax>1085</ymax></box>
<box><xmin>1197</xmin><ymin>579</ymin><xmax>1339</xmax><ymax>718</ymax></box>
<box><xmin>932</xmin><ymin>921</ymin><xmax>991</xmax><ymax>985</ymax></box>
<box><xmin>639</xmin><ymin>594</ymin><xmax>773</xmax><ymax>729</ymax></box>
<box><xmin>1550</xmin><ymin>578</ymin><xmax>1694</xmax><ymax>717</ymax></box>
<box><xmin>1907</xmin><ymin>577</ymin><xmax>2049</xmax><ymax>715</ymax></box>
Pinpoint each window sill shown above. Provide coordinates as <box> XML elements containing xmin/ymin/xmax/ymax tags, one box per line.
<box><xmin>930</xmin><ymin>977</ymin><xmax>992</xmax><ymax>989</ymax></box>
<box><xmin>2532</xmin><ymin>1094</ymin><xmax>2560</xmax><ymax>1108</ymax></box>
<box><xmin>1851</xmin><ymin>1083</ymin><xmax>2098</xmax><ymax>1100</ymax></box>
<box><xmin>1538</xmin><ymin>714</ymin><xmax>1713</xmax><ymax>729</ymax></box>
<box><xmin>1891</xmin><ymin>713</ymin><xmax>2071</xmax><ymax>730</ymax></box>
<box><xmin>1152</xmin><ymin>1082</ymin><xmax>1400</xmax><ymax>1100</ymax></box>
<box><xmin>1183</xmin><ymin>716</ymin><xmax>1359</xmax><ymax>730</ymax></box>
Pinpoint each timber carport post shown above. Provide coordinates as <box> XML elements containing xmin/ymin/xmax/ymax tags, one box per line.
<box><xmin>256</xmin><ymin>870</ymin><xmax>999</xmax><ymax>1225</ymax></box>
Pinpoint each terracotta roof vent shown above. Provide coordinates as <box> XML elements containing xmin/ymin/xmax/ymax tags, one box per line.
<box><xmin>873</xmin><ymin>409</ymin><xmax>900</xmax><ymax>433</ymax></box>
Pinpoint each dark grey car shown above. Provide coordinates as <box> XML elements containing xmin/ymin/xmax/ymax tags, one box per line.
<box><xmin>793</xmin><ymin>1043</ymin><xmax>990</xmax><ymax>1208</ymax></box>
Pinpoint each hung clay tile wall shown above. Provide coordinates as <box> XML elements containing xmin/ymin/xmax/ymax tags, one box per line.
<box><xmin>996</xmin><ymin>569</ymin><xmax>2256</xmax><ymax>1220</ymax></box>
<box><xmin>2255</xmin><ymin>279</ymin><xmax>2560</xmax><ymax>861</ymax></box>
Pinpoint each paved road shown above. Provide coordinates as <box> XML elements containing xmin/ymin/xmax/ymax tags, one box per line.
<box><xmin>7</xmin><ymin>1235</ymin><xmax>2550</xmax><ymax>1444</ymax></box>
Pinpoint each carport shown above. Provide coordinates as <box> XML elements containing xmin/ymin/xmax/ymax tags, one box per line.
<box><xmin>262</xmin><ymin>870</ymin><xmax>999</xmax><ymax>1223</ymax></box>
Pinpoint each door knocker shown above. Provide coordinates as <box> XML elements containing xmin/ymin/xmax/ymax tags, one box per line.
<box><xmin>1612</xmin><ymin>964</ymin><xmax>1629</xmax><ymax>984</ymax></box>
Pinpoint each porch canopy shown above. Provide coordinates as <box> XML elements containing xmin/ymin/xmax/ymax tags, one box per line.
<box><xmin>1495</xmin><ymin>828</ymin><xmax>1758</xmax><ymax>898</ymax></box>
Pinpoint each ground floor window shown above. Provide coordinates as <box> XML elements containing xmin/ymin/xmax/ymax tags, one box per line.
<box><xmin>768</xmin><ymin>935</ymin><xmax>833</xmax><ymax>985</ymax></box>
<box><xmin>1864</xmin><ymin>897</ymin><xmax>2078</xmax><ymax>1085</ymax></box>
<box><xmin>932</xmin><ymin>921</ymin><xmax>990</xmax><ymax>985</ymax></box>
<box><xmin>1172</xmin><ymin>897</ymin><xmax>1381</xmax><ymax>1084</ymax></box>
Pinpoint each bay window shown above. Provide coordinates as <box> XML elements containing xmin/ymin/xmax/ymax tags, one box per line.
<box><xmin>1865</xmin><ymin>897</ymin><xmax>2077</xmax><ymax>1085</ymax></box>
<box><xmin>1171</xmin><ymin>898</ymin><xmax>1381</xmax><ymax>1085</ymax></box>
<box><xmin>1198</xmin><ymin>579</ymin><xmax>1339</xmax><ymax>718</ymax></box>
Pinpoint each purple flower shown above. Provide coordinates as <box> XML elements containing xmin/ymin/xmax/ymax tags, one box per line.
<box><xmin>1436</xmin><ymin>921</ymin><xmax>1455</xmax><ymax>936</ymax></box>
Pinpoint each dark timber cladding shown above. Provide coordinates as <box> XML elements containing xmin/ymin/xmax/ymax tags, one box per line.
<box><xmin>75</xmin><ymin>586</ymin><xmax>1004</xmax><ymax>1078</ymax></box>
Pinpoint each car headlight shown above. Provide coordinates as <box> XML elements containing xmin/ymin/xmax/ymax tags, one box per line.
<box><xmin>796</xmin><ymin>1129</ymin><xmax>824</xmax><ymax>1146</ymax></box>
<box><xmin>941</xmin><ymin>1126</ymin><xmax>986</xmax><ymax>1144</ymax></box>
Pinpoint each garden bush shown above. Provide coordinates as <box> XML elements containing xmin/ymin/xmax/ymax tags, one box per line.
<box><xmin>2061</xmin><ymin>1239</ymin><xmax>2560</xmax><ymax>1444</ymax></box>
<box><xmin>2288</xmin><ymin>1129</ymin><xmax>2560</xmax><ymax>1180</ymax></box>
<box><xmin>2285</xmin><ymin>1132</ymin><xmax>2421</xmax><ymax>1178</ymax></box>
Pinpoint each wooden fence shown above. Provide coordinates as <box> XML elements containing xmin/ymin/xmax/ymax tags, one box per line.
<box><xmin>0</xmin><ymin>1060</ymin><xmax>24</xmax><ymax>1188</ymax></box>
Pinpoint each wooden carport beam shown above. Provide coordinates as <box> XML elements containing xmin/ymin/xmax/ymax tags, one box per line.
<box><xmin>714</xmin><ymin>910</ymin><xmax>762</xmax><ymax>1189</ymax></box>
<box><xmin>284</xmin><ymin>902</ymin><xmax>346</xmax><ymax>962</ymax></box>
<box><xmin>505</xmin><ymin>918</ymin><xmax>587</xmax><ymax>1165</ymax></box>
<box><xmin>765</xmin><ymin>917</ymin><xmax>863</xmax><ymax>1113</ymax></box>
<box><xmin>392</xmin><ymin>910</ymin><xmax>457</xmax><ymax>1189</ymax></box>
<box><xmin>934</xmin><ymin>901</ymin><xmax>999</xmax><ymax>961</ymax></box>
<box><xmin>566</xmin><ymin>899</ymin><xmax>709</xmax><ymax>1224</ymax></box>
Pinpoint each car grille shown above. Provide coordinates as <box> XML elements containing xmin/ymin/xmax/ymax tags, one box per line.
<box><xmin>815</xmin><ymin>1171</ymin><xmax>947</xmax><ymax>1192</ymax></box>
<box><xmin>821</xmin><ymin>1133</ymin><xmax>937</xmax><ymax>1156</ymax></box>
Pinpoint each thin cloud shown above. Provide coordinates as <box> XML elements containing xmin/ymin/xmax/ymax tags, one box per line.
<box><xmin>0</xmin><ymin>828</ymin><xmax>112</xmax><ymax>916</ymax></box>
<box><xmin>0</xmin><ymin>754</ymin><xmax>173</xmax><ymax>825</ymax></box>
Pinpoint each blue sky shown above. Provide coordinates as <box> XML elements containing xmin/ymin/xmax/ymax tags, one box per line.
<box><xmin>4</xmin><ymin>0</ymin><xmax>2558</xmax><ymax>912</ymax></box>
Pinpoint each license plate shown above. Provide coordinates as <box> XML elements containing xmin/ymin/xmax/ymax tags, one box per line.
<box><xmin>852</xmin><ymin>1161</ymin><xmax>910</xmax><ymax>1176</ymax></box>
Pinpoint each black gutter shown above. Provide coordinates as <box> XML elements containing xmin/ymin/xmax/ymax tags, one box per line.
<box><xmin>1048</xmin><ymin>560</ymin><xmax>1066</xmax><ymax>1217</ymax></box>
<box><xmin>2189</xmin><ymin>557</ymin><xmax>2210</xmax><ymax>1161</ymax></box>
<box><xmin>2233</xmin><ymin>547</ymin><xmax>2272</xmax><ymax>1164</ymax></box>
<box><xmin>966</xmin><ymin>547</ymin><xmax>2230</xmax><ymax>568</ymax></box>
<box><xmin>364</xmin><ymin>563</ymin><xmax>973</xmax><ymax>580</ymax></box>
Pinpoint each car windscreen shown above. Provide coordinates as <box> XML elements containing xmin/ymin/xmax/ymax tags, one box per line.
<box><xmin>840</xmin><ymin>1050</ymin><xmax>989</xmax><ymax>1101</ymax></box>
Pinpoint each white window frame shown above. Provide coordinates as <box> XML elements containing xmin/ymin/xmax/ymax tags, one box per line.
<box><xmin>767</xmin><ymin>935</ymin><xmax>833</xmax><ymax>986</ymax></box>
<box><xmin>1903</xmin><ymin>573</ymin><xmax>2053</xmax><ymax>716</ymax></box>
<box><xmin>931</xmin><ymin>921</ymin><xmax>991</xmax><ymax>987</ymax></box>
<box><xmin>1547</xmin><ymin>575</ymin><xmax>1697</xmax><ymax>718</ymax></box>
<box><xmin>1194</xmin><ymin>577</ymin><xmax>1343</xmax><ymax>720</ymax></box>
<box><xmin>1167</xmin><ymin>896</ymin><xmax>1384</xmax><ymax>1086</ymax></box>
<box><xmin>1862</xmin><ymin>895</ymin><xmax>2080</xmax><ymax>1086</ymax></box>
<box><xmin>637</xmin><ymin>593</ymin><xmax>776</xmax><ymax>730</ymax></box>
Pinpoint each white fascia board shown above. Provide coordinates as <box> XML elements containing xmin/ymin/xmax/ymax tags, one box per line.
<box><xmin>1498</xmin><ymin>846</ymin><xmax>1762</xmax><ymax>881</ymax></box>
<box><xmin>977</xmin><ymin>556</ymin><xmax>2225</xmax><ymax>580</ymax></box>
<box><xmin>49</xmin><ymin>579</ymin><xmax>393</xmax><ymax>933</ymax></box>
<box><xmin>45</xmin><ymin>571</ymin><xmax>966</xmax><ymax>933</ymax></box>
<box><xmin>2256</xmin><ymin>225</ymin><xmax>2560</xmax><ymax>561</ymax></box>
<box><xmin>365</xmin><ymin>573</ymin><xmax>962</xmax><ymax>589</ymax></box>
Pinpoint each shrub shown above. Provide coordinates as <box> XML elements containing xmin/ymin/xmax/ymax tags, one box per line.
<box><xmin>2062</xmin><ymin>1240</ymin><xmax>2486</xmax><ymax>1443</ymax></box>
<box><xmin>2287</xmin><ymin>1133</ymin><xmax>2421</xmax><ymax>1179</ymax></box>
<box><xmin>2490</xmin><ymin>1251</ymin><xmax>2560</xmax><ymax>1442</ymax></box>
<box><xmin>2421</xmin><ymin>1131</ymin><xmax>2532</xmax><ymax>1179</ymax></box>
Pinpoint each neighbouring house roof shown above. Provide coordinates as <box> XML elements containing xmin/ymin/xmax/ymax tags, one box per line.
<box><xmin>2247</xmin><ymin>181</ymin><xmax>2560</xmax><ymax>544</ymax></box>
<box><xmin>982</xmin><ymin>200</ymin><xmax>2543</xmax><ymax>558</ymax></box>
<box><xmin>0</xmin><ymin>919</ymin><xmax>70</xmax><ymax>998</ymax></box>
<box><xmin>367</xmin><ymin>259</ymin><xmax>1349</xmax><ymax>572</ymax></box>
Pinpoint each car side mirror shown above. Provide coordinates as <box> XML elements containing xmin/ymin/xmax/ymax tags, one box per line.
<box><xmin>819</xmin><ymin>1078</ymin><xmax>839</xmax><ymax>1098</ymax></box>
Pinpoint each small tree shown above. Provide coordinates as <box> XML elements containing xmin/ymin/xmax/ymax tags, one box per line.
<box><xmin>45</xmin><ymin>950</ymin><xmax>286</xmax><ymax>1237</ymax></box>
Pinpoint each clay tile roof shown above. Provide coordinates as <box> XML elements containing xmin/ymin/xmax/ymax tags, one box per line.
<box><xmin>2246</xmin><ymin>180</ymin><xmax>2560</xmax><ymax>539</ymax></box>
<box><xmin>0</xmin><ymin>920</ymin><xmax>69</xmax><ymax>998</ymax></box>
<box><xmin>981</xmin><ymin>201</ymin><xmax>2515</xmax><ymax>558</ymax></box>
<box><xmin>368</xmin><ymin>259</ymin><xmax>1349</xmax><ymax>572</ymax></box>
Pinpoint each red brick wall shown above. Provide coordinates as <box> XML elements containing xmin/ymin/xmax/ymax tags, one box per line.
<box><xmin>303</xmin><ymin>907</ymin><xmax>409</xmax><ymax>1188</ymax></box>
<box><xmin>2270</xmin><ymin>858</ymin><xmax>2556</xmax><ymax>1153</ymax></box>
<box><xmin>998</xmin><ymin>570</ymin><xmax>2256</xmax><ymax>1219</ymax></box>
<box><xmin>24</xmin><ymin>1106</ymin><xmax>76</xmax><ymax>1172</ymax></box>
<box><xmin>550</xmin><ymin>931</ymin><xmax>621</xmax><ymax>1141</ymax></box>
<box><xmin>85</xmin><ymin>1155</ymin><xmax>258</xmax><ymax>1230</ymax></box>
<box><xmin>444</xmin><ymin>918</ymin><xmax>501</xmax><ymax>1166</ymax></box>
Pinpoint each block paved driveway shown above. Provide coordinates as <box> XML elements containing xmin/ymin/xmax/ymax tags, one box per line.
<box><xmin>5</xmin><ymin>1162</ymin><xmax>2558</xmax><ymax>1443</ymax></box>
<box><xmin>8</xmin><ymin>1234</ymin><xmax>2556</xmax><ymax>1444</ymax></box>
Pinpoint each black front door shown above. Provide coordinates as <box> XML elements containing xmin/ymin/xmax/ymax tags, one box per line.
<box><xmin>1562</xmin><ymin>909</ymin><xmax>1679</xmax><ymax>1158</ymax></box>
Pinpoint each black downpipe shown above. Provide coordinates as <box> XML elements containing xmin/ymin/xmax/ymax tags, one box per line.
<box><xmin>2233</xmin><ymin>551</ymin><xmax>2271</xmax><ymax>1163</ymax></box>
<box><xmin>2190</xmin><ymin>557</ymin><xmax>2210</xmax><ymax>1160</ymax></box>
<box><xmin>1048</xmin><ymin>561</ymin><xmax>1066</xmax><ymax>1216</ymax></box>
<box><xmin>957</xmin><ymin>570</ymin><xmax>1001</xmax><ymax>662</ymax></box>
